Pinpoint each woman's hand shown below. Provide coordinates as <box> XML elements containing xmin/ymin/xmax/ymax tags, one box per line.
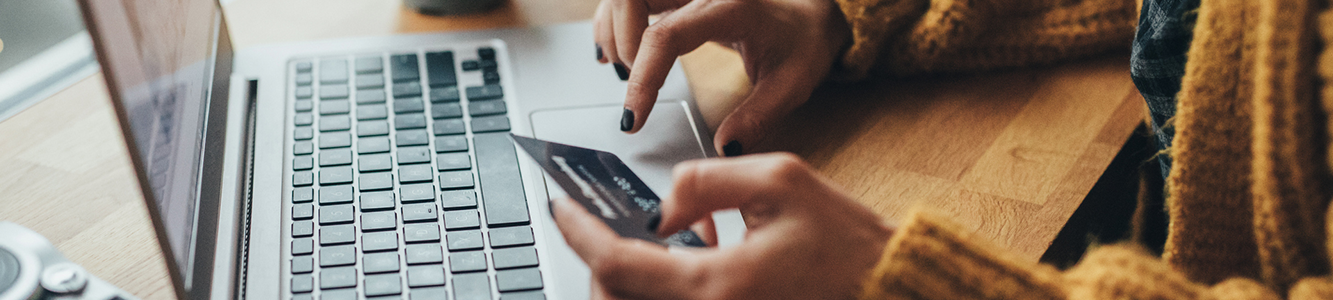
<box><xmin>553</xmin><ymin>153</ymin><xmax>894</xmax><ymax>299</ymax></box>
<box><xmin>594</xmin><ymin>0</ymin><xmax>851</xmax><ymax>156</ymax></box>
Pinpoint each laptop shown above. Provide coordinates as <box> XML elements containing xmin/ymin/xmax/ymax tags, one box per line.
<box><xmin>75</xmin><ymin>0</ymin><xmax>746</xmax><ymax>299</ymax></box>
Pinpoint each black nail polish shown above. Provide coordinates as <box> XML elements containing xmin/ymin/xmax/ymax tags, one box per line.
<box><xmin>613</xmin><ymin>63</ymin><xmax>629</xmax><ymax>81</ymax></box>
<box><xmin>647</xmin><ymin>214</ymin><xmax>661</xmax><ymax>233</ymax></box>
<box><xmin>596</xmin><ymin>44</ymin><xmax>604</xmax><ymax>60</ymax></box>
<box><xmin>722</xmin><ymin>140</ymin><xmax>742</xmax><ymax>157</ymax></box>
<box><xmin>620</xmin><ymin>108</ymin><xmax>635</xmax><ymax>132</ymax></box>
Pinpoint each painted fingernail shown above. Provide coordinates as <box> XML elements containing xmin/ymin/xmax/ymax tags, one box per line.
<box><xmin>722</xmin><ymin>140</ymin><xmax>742</xmax><ymax>157</ymax></box>
<box><xmin>620</xmin><ymin>108</ymin><xmax>635</xmax><ymax>132</ymax></box>
<box><xmin>647</xmin><ymin>214</ymin><xmax>662</xmax><ymax>233</ymax></box>
<box><xmin>596</xmin><ymin>44</ymin><xmax>604</xmax><ymax>61</ymax></box>
<box><xmin>614</xmin><ymin>63</ymin><xmax>629</xmax><ymax>81</ymax></box>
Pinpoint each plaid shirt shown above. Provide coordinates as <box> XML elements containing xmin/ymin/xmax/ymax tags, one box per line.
<box><xmin>1131</xmin><ymin>0</ymin><xmax>1199</xmax><ymax>179</ymax></box>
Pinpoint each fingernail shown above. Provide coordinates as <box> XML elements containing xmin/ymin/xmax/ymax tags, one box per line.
<box><xmin>620</xmin><ymin>108</ymin><xmax>635</xmax><ymax>132</ymax></box>
<box><xmin>596</xmin><ymin>44</ymin><xmax>604</xmax><ymax>61</ymax></box>
<box><xmin>647</xmin><ymin>214</ymin><xmax>661</xmax><ymax>233</ymax></box>
<box><xmin>614</xmin><ymin>63</ymin><xmax>629</xmax><ymax>81</ymax></box>
<box><xmin>722</xmin><ymin>140</ymin><xmax>742</xmax><ymax>157</ymax></box>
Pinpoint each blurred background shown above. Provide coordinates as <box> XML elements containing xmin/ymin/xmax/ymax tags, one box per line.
<box><xmin>0</xmin><ymin>0</ymin><xmax>96</xmax><ymax>122</ymax></box>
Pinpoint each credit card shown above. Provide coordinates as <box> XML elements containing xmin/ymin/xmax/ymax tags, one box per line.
<box><xmin>510</xmin><ymin>134</ymin><xmax>707</xmax><ymax>247</ymax></box>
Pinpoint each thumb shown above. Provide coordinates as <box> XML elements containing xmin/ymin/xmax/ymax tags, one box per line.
<box><xmin>658</xmin><ymin>153</ymin><xmax>817</xmax><ymax>237</ymax></box>
<box><xmin>711</xmin><ymin>61</ymin><xmax>821</xmax><ymax>157</ymax></box>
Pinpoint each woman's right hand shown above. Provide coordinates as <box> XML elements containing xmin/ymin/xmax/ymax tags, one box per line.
<box><xmin>594</xmin><ymin>0</ymin><xmax>851</xmax><ymax>156</ymax></box>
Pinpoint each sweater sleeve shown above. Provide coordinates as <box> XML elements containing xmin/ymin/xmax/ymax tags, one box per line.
<box><xmin>831</xmin><ymin>0</ymin><xmax>1138</xmax><ymax>80</ymax></box>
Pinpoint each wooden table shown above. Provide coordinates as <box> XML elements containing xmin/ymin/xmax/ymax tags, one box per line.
<box><xmin>0</xmin><ymin>0</ymin><xmax>1144</xmax><ymax>298</ymax></box>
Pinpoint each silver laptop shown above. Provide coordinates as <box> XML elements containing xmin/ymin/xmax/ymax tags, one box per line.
<box><xmin>76</xmin><ymin>0</ymin><xmax>746</xmax><ymax>299</ymax></box>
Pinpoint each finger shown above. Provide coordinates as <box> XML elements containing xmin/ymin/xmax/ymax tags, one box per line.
<box><xmin>552</xmin><ymin>197</ymin><xmax>701</xmax><ymax>299</ymax></box>
<box><xmin>594</xmin><ymin>1</ymin><xmax>619</xmax><ymax>64</ymax></box>
<box><xmin>690</xmin><ymin>217</ymin><xmax>718</xmax><ymax>246</ymax></box>
<box><xmin>612</xmin><ymin>0</ymin><xmax>650</xmax><ymax>68</ymax></box>
<box><xmin>622</xmin><ymin>1</ymin><xmax>744</xmax><ymax>133</ymax></box>
<box><xmin>658</xmin><ymin>153</ymin><xmax>815</xmax><ymax>237</ymax></box>
<box><xmin>713</xmin><ymin>60</ymin><xmax>822</xmax><ymax>157</ymax></box>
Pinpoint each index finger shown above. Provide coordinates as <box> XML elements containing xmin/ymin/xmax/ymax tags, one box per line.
<box><xmin>622</xmin><ymin>1</ymin><xmax>743</xmax><ymax>133</ymax></box>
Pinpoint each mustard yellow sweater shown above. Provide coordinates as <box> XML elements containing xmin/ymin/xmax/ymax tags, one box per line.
<box><xmin>837</xmin><ymin>0</ymin><xmax>1333</xmax><ymax>298</ymax></box>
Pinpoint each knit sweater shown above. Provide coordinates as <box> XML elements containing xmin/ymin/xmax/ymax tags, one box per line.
<box><xmin>836</xmin><ymin>0</ymin><xmax>1333</xmax><ymax>298</ymax></box>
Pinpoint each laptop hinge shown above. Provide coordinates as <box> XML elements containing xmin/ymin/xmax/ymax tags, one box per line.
<box><xmin>235</xmin><ymin>79</ymin><xmax>259</xmax><ymax>300</ymax></box>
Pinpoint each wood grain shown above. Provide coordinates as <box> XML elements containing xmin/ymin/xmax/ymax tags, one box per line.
<box><xmin>0</xmin><ymin>0</ymin><xmax>1144</xmax><ymax>298</ymax></box>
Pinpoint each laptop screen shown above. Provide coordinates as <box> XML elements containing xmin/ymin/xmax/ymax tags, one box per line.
<box><xmin>80</xmin><ymin>0</ymin><xmax>221</xmax><ymax>282</ymax></box>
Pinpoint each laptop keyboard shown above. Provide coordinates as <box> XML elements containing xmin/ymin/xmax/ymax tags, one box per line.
<box><xmin>287</xmin><ymin>46</ymin><xmax>546</xmax><ymax>300</ymax></box>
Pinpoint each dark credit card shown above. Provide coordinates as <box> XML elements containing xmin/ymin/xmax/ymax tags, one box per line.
<box><xmin>510</xmin><ymin>134</ymin><xmax>706</xmax><ymax>247</ymax></box>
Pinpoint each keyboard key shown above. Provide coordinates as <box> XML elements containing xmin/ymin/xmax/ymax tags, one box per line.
<box><xmin>396</xmin><ymin>115</ymin><xmax>428</xmax><ymax>130</ymax></box>
<box><xmin>320</xmin><ymin>100</ymin><xmax>350</xmax><ymax>115</ymax></box>
<box><xmin>398</xmin><ymin>146</ymin><xmax>432</xmax><ymax>164</ymax></box>
<box><xmin>360</xmin><ymin>172</ymin><xmax>394</xmax><ymax>191</ymax></box>
<box><xmin>292</xmin><ymin>238</ymin><xmax>314</xmax><ymax>255</ymax></box>
<box><xmin>293</xmin><ymin>221</ymin><xmax>314</xmax><ymax>237</ymax></box>
<box><xmin>320</xmin><ymin>167</ymin><xmax>354</xmax><ymax>185</ymax></box>
<box><xmin>407</xmin><ymin>266</ymin><xmax>446</xmax><ymax>287</ymax></box>
<box><xmin>365</xmin><ymin>274</ymin><xmax>402</xmax><ymax>297</ymax></box>
<box><xmin>319</xmin><ymin>205</ymin><xmax>355</xmax><ymax>225</ymax></box>
<box><xmin>357</xmin><ymin>89</ymin><xmax>387</xmax><ymax>104</ymax></box>
<box><xmin>358</xmin><ymin>121</ymin><xmax>390</xmax><ymax>137</ymax></box>
<box><xmin>294</xmin><ymin>141</ymin><xmax>314</xmax><ymax>155</ymax></box>
<box><xmin>439</xmin><ymin>171</ymin><xmax>474</xmax><ymax>190</ymax></box>
<box><xmin>411</xmin><ymin>287</ymin><xmax>449</xmax><ymax>300</ymax></box>
<box><xmin>425</xmin><ymin>51</ymin><xmax>457</xmax><ymax>87</ymax></box>
<box><xmin>443</xmin><ymin>210</ymin><xmax>481</xmax><ymax>230</ymax></box>
<box><xmin>356</xmin><ymin>56</ymin><xmax>384</xmax><ymax>74</ymax></box>
<box><xmin>449</xmin><ymin>251</ymin><xmax>486</xmax><ymax>273</ymax></box>
<box><xmin>296</xmin><ymin>61</ymin><xmax>313</xmax><ymax>72</ymax></box>
<box><xmin>295</xmin><ymin>86</ymin><xmax>313</xmax><ymax>99</ymax></box>
<box><xmin>492</xmin><ymin>247</ymin><xmax>539</xmax><ymax>269</ymax></box>
<box><xmin>359</xmin><ymin>153</ymin><xmax>393</xmax><ymax>171</ymax></box>
<box><xmin>319</xmin><ymin>225</ymin><xmax>355</xmax><ymax>245</ymax></box>
<box><xmin>292</xmin><ymin>204</ymin><xmax>314</xmax><ymax>220</ymax></box>
<box><xmin>437</xmin><ymin>153</ymin><xmax>471</xmax><ymax>171</ymax></box>
<box><xmin>394</xmin><ymin>98</ymin><xmax>426</xmax><ymax>114</ymax></box>
<box><xmin>357</xmin><ymin>105</ymin><xmax>388</xmax><ymax>120</ymax></box>
<box><xmin>294</xmin><ymin>127</ymin><xmax>314</xmax><ymax>140</ymax></box>
<box><xmin>362</xmin><ymin>212</ymin><xmax>398</xmax><ymax>232</ymax></box>
<box><xmin>320</xmin><ymin>245</ymin><xmax>356</xmax><ymax>267</ymax></box>
<box><xmin>295</xmin><ymin>113</ymin><xmax>313</xmax><ymax>126</ymax></box>
<box><xmin>295</xmin><ymin>99</ymin><xmax>313</xmax><ymax>112</ymax></box>
<box><xmin>461</xmin><ymin>60</ymin><xmax>479</xmax><ymax>71</ymax></box>
<box><xmin>390</xmin><ymin>54</ymin><xmax>420</xmax><ymax>82</ymax></box>
<box><xmin>429</xmin><ymin>86</ymin><xmax>460</xmax><ymax>103</ymax></box>
<box><xmin>430</xmin><ymin>103</ymin><xmax>463</xmax><ymax>119</ymax></box>
<box><xmin>319</xmin><ymin>148</ymin><xmax>352</xmax><ymax>166</ymax></box>
<box><xmin>364</xmin><ymin>252</ymin><xmax>401</xmax><ymax>274</ymax></box>
<box><xmin>293</xmin><ymin>156</ymin><xmax>314</xmax><ymax>170</ymax></box>
<box><xmin>404</xmin><ymin>224</ymin><xmax>441</xmax><ymax>243</ymax></box>
<box><xmin>478</xmin><ymin>47</ymin><xmax>496</xmax><ymax>60</ymax></box>
<box><xmin>481</xmin><ymin>60</ymin><xmax>497</xmax><ymax>70</ymax></box>
<box><xmin>394</xmin><ymin>81</ymin><xmax>423</xmax><ymax>98</ymax></box>
<box><xmin>400</xmin><ymin>184</ymin><xmax>435</xmax><ymax>202</ymax></box>
<box><xmin>471</xmin><ymin>116</ymin><xmax>511</xmax><ymax>133</ymax></box>
<box><xmin>432</xmin><ymin>119</ymin><xmax>466</xmax><ymax>136</ymax></box>
<box><xmin>501</xmin><ymin>291</ymin><xmax>546</xmax><ymax>300</ymax></box>
<box><xmin>435</xmin><ymin>135</ymin><xmax>468</xmax><ymax>152</ymax></box>
<box><xmin>452</xmin><ymin>273</ymin><xmax>492</xmax><ymax>300</ymax></box>
<box><xmin>474</xmin><ymin>133</ymin><xmax>530</xmax><ymax>226</ymax></box>
<box><xmin>469</xmin><ymin>100</ymin><xmax>506</xmax><ymax>116</ymax></box>
<box><xmin>320</xmin><ymin>266</ymin><xmax>356</xmax><ymax>289</ymax></box>
<box><xmin>465</xmin><ymin>84</ymin><xmax>503</xmax><ymax>100</ymax></box>
<box><xmin>496</xmin><ymin>268</ymin><xmax>543</xmax><ymax>292</ymax></box>
<box><xmin>320</xmin><ymin>289</ymin><xmax>357</xmax><ymax>300</ymax></box>
<box><xmin>319</xmin><ymin>132</ymin><xmax>353</xmax><ymax>149</ymax></box>
<box><xmin>402</xmin><ymin>203</ymin><xmax>438</xmax><ymax>223</ymax></box>
<box><xmin>405</xmin><ymin>243</ymin><xmax>443</xmax><ymax>264</ymax></box>
<box><xmin>319</xmin><ymin>115</ymin><xmax>351</xmax><ymax>131</ymax></box>
<box><xmin>295</xmin><ymin>73</ymin><xmax>313</xmax><ymax>86</ymax></box>
<box><xmin>446</xmin><ymin>230</ymin><xmax>484</xmax><ymax>251</ymax></box>
<box><xmin>483</xmin><ymin>69</ymin><xmax>500</xmax><ymax>84</ymax></box>
<box><xmin>356</xmin><ymin>74</ymin><xmax>385</xmax><ymax>89</ymax></box>
<box><xmin>292</xmin><ymin>172</ymin><xmax>314</xmax><ymax>186</ymax></box>
<box><xmin>292</xmin><ymin>188</ymin><xmax>314</xmax><ymax>203</ymax></box>
<box><xmin>319</xmin><ymin>185</ymin><xmax>354</xmax><ymax>204</ymax></box>
<box><xmin>320</xmin><ymin>60</ymin><xmax>349</xmax><ymax>83</ymax></box>
<box><xmin>488</xmin><ymin>226</ymin><xmax>535</xmax><ymax>248</ymax></box>
<box><xmin>399</xmin><ymin>164</ymin><xmax>434</xmax><ymax>183</ymax></box>
<box><xmin>294</xmin><ymin>293</ymin><xmax>312</xmax><ymax>300</ymax></box>
<box><xmin>360</xmin><ymin>191</ymin><xmax>396</xmax><ymax>211</ymax></box>
<box><xmin>363</xmin><ymin>231</ymin><xmax>398</xmax><ymax>253</ymax></box>
<box><xmin>320</xmin><ymin>85</ymin><xmax>350</xmax><ymax>99</ymax></box>
<box><xmin>440</xmin><ymin>190</ymin><xmax>477</xmax><ymax>210</ymax></box>
<box><xmin>292</xmin><ymin>275</ymin><xmax>314</xmax><ymax>293</ymax></box>
<box><xmin>292</xmin><ymin>256</ymin><xmax>313</xmax><ymax>273</ymax></box>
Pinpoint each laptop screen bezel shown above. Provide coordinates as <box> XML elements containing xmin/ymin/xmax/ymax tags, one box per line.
<box><xmin>76</xmin><ymin>0</ymin><xmax>237</xmax><ymax>298</ymax></box>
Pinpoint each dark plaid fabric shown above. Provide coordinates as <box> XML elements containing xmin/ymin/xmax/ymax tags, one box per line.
<box><xmin>1131</xmin><ymin>0</ymin><xmax>1199</xmax><ymax>180</ymax></box>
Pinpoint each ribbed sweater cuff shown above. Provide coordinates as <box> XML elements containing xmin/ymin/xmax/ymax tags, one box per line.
<box><xmin>858</xmin><ymin>210</ymin><xmax>1065</xmax><ymax>300</ymax></box>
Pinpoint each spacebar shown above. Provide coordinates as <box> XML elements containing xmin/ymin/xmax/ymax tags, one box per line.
<box><xmin>473</xmin><ymin>133</ymin><xmax>530</xmax><ymax>226</ymax></box>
